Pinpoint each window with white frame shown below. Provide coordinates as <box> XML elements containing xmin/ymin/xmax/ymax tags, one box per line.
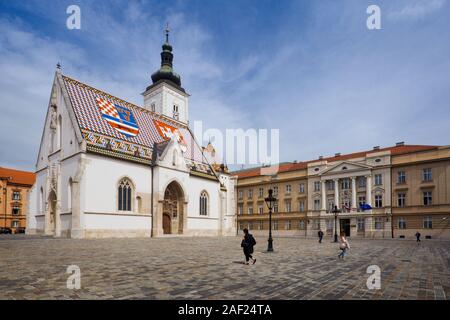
<box><xmin>258</xmin><ymin>205</ymin><xmax>263</xmax><ymax>214</ymax></box>
<box><xmin>299</xmin><ymin>201</ymin><xmax>305</xmax><ymax>212</ymax></box>
<box><xmin>285</xmin><ymin>200</ymin><xmax>291</xmax><ymax>213</ymax></box>
<box><xmin>357</xmin><ymin>218</ymin><xmax>365</xmax><ymax>231</ymax></box>
<box><xmin>299</xmin><ymin>183</ymin><xmax>305</xmax><ymax>193</ymax></box>
<box><xmin>314</xmin><ymin>181</ymin><xmax>321</xmax><ymax>192</ymax></box>
<box><xmin>118</xmin><ymin>178</ymin><xmax>133</xmax><ymax>211</ymax></box>
<box><xmin>358</xmin><ymin>196</ymin><xmax>366</xmax><ymax>208</ymax></box>
<box><xmin>299</xmin><ymin>220</ymin><xmax>305</xmax><ymax>230</ymax></box>
<box><xmin>12</xmin><ymin>221</ymin><xmax>19</xmax><ymax>228</ymax></box>
<box><xmin>341</xmin><ymin>178</ymin><xmax>350</xmax><ymax>190</ymax></box>
<box><xmin>314</xmin><ymin>199</ymin><xmax>320</xmax><ymax>211</ymax></box>
<box><xmin>199</xmin><ymin>191</ymin><xmax>208</xmax><ymax>216</ymax></box>
<box><xmin>423</xmin><ymin>217</ymin><xmax>432</xmax><ymax>229</ymax></box>
<box><xmin>273</xmin><ymin>202</ymin><xmax>279</xmax><ymax>213</ymax></box>
<box><xmin>397</xmin><ymin>171</ymin><xmax>406</xmax><ymax>184</ymax></box>
<box><xmin>285</xmin><ymin>220</ymin><xmax>291</xmax><ymax>230</ymax></box>
<box><xmin>327</xmin><ymin>180</ymin><xmax>334</xmax><ymax>190</ymax></box>
<box><xmin>248</xmin><ymin>189</ymin><xmax>253</xmax><ymax>199</ymax></box>
<box><xmin>423</xmin><ymin>191</ymin><xmax>432</xmax><ymax>206</ymax></box>
<box><xmin>238</xmin><ymin>190</ymin><xmax>243</xmax><ymax>200</ymax></box>
<box><xmin>398</xmin><ymin>193</ymin><xmax>406</xmax><ymax>207</ymax></box>
<box><xmin>285</xmin><ymin>184</ymin><xmax>291</xmax><ymax>194</ymax></box>
<box><xmin>398</xmin><ymin>218</ymin><xmax>406</xmax><ymax>229</ymax></box>
<box><xmin>259</xmin><ymin>221</ymin><xmax>264</xmax><ymax>230</ymax></box>
<box><xmin>258</xmin><ymin>187</ymin><xmax>264</xmax><ymax>198</ymax></box>
<box><xmin>374</xmin><ymin>217</ymin><xmax>383</xmax><ymax>230</ymax></box>
<box><xmin>248</xmin><ymin>206</ymin><xmax>253</xmax><ymax>215</ymax></box>
<box><xmin>273</xmin><ymin>221</ymin><xmax>278</xmax><ymax>230</ymax></box>
<box><xmin>150</xmin><ymin>103</ymin><xmax>156</xmax><ymax>112</ymax></box>
<box><xmin>238</xmin><ymin>204</ymin><xmax>243</xmax><ymax>215</ymax></box>
<box><xmin>273</xmin><ymin>186</ymin><xmax>279</xmax><ymax>196</ymax></box>
<box><xmin>375</xmin><ymin>194</ymin><xmax>383</xmax><ymax>208</ymax></box>
<box><xmin>422</xmin><ymin>168</ymin><xmax>432</xmax><ymax>182</ymax></box>
<box><xmin>326</xmin><ymin>219</ymin><xmax>333</xmax><ymax>231</ymax></box>
<box><xmin>358</xmin><ymin>177</ymin><xmax>366</xmax><ymax>188</ymax></box>
<box><xmin>374</xmin><ymin>174</ymin><xmax>383</xmax><ymax>186</ymax></box>
<box><xmin>12</xmin><ymin>191</ymin><xmax>21</xmax><ymax>201</ymax></box>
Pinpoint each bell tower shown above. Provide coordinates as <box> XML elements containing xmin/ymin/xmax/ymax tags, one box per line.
<box><xmin>143</xmin><ymin>24</ymin><xmax>189</xmax><ymax>124</ymax></box>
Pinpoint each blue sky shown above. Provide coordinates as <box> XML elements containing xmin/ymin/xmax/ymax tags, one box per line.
<box><xmin>1</xmin><ymin>0</ymin><xmax>450</xmax><ymax>171</ymax></box>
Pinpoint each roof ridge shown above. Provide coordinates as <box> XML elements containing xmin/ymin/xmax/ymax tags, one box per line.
<box><xmin>61</xmin><ymin>74</ymin><xmax>189</xmax><ymax>129</ymax></box>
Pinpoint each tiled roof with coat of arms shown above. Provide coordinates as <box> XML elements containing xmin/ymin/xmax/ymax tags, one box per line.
<box><xmin>61</xmin><ymin>74</ymin><xmax>213</xmax><ymax>174</ymax></box>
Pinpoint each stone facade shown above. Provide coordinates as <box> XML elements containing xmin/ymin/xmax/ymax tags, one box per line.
<box><xmin>234</xmin><ymin>144</ymin><xmax>450</xmax><ymax>240</ymax></box>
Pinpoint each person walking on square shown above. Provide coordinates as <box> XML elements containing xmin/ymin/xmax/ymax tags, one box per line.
<box><xmin>338</xmin><ymin>232</ymin><xmax>350</xmax><ymax>259</ymax></box>
<box><xmin>318</xmin><ymin>230</ymin><xmax>324</xmax><ymax>243</ymax></box>
<box><xmin>415</xmin><ymin>231</ymin><xmax>421</xmax><ymax>243</ymax></box>
<box><xmin>241</xmin><ymin>228</ymin><xmax>256</xmax><ymax>265</ymax></box>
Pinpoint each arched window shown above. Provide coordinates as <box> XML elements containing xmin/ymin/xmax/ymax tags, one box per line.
<box><xmin>199</xmin><ymin>191</ymin><xmax>208</xmax><ymax>216</ymax></box>
<box><xmin>118</xmin><ymin>178</ymin><xmax>133</xmax><ymax>211</ymax></box>
<box><xmin>68</xmin><ymin>178</ymin><xmax>72</xmax><ymax>211</ymax></box>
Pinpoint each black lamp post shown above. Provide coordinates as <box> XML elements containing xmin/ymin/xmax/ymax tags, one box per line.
<box><xmin>332</xmin><ymin>205</ymin><xmax>340</xmax><ymax>243</ymax></box>
<box><xmin>264</xmin><ymin>188</ymin><xmax>277</xmax><ymax>252</ymax></box>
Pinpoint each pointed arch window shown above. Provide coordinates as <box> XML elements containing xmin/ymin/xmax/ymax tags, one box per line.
<box><xmin>199</xmin><ymin>191</ymin><xmax>208</xmax><ymax>216</ymax></box>
<box><xmin>118</xmin><ymin>178</ymin><xmax>133</xmax><ymax>211</ymax></box>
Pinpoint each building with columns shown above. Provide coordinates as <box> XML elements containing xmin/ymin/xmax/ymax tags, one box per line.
<box><xmin>27</xmin><ymin>32</ymin><xmax>236</xmax><ymax>238</ymax></box>
<box><xmin>234</xmin><ymin>143</ymin><xmax>450</xmax><ymax>239</ymax></box>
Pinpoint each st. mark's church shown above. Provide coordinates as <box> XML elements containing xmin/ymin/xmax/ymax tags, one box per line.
<box><xmin>27</xmin><ymin>31</ymin><xmax>236</xmax><ymax>238</ymax></box>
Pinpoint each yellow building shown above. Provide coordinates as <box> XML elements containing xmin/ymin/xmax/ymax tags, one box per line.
<box><xmin>0</xmin><ymin>167</ymin><xmax>36</xmax><ymax>233</ymax></box>
<box><xmin>233</xmin><ymin>143</ymin><xmax>450</xmax><ymax>240</ymax></box>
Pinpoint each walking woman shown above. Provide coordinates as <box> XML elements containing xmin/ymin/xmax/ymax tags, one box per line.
<box><xmin>338</xmin><ymin>232</ymin><xmax>350</xmax><ymax>259</ymax></box>
<box><xmin>241</xmin><ymin>228</ymin><xmax>257</xmax><ymax>265</ymax></box>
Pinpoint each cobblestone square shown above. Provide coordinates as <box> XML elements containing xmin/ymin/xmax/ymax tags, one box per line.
<box><xmin>0</xmin><ymin>235</ymin><xmax>449</xmax><ymax>300</ymax></box>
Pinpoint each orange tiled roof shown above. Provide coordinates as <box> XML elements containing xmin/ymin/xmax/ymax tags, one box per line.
<box><xmin>0</xmin><ymin>167</ymin><xmax>36</xmax><ymax>186</ymax></box>
<box><xmin>233</xmin><ymin>144</ymin><xmax>438</xmax><ymax>179</ymax></box>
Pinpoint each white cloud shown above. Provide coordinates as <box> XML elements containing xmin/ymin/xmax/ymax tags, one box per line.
<box><xmin>389</xmin><ymin>0</ymin><xmax>447</xmax><ymax>20</ymax></box>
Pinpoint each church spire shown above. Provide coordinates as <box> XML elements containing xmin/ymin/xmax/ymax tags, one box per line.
<box><xmin>150</xmin><ymin>23</ymin><xmax>182</xmax><ymax>89</ymax></box>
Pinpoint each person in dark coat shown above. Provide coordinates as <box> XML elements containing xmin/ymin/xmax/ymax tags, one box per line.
<box><xmin>241</xmin><ymin>228</ymin><xmax>256</xmax><ymax>265</ymax></box>
<box><xmin>318</xmin><ymin>230</ymin><xmax>324</xmax><ymax>243</ymax></box>
<box><xmin>415</xmin><ymin>231</ymin><xmax>421</xmax><ymax>243</ymax></box>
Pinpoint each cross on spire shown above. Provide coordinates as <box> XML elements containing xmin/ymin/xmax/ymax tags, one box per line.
<box><xmin>165</xmin><ymin>22</ymin><xmax>170</xmax><ymax>43</ymax></box>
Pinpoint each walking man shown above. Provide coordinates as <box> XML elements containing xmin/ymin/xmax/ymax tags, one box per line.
<box><xmin>415</xmin><ymin>231</ymin><xmax>421</xmax><ymax>243</ymax></box>
<box><xmin>241</xmin><ymin>228</ymin><xmax>257</xmax><ymax>265</ymax></box>
<box><xmin>318</xmin><ymin>230</ymin><xmax>324</xmax><ymax>243</ymax></box>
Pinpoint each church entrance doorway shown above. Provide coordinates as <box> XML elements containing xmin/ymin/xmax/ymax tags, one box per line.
<box><xmin>162</xmin><ymin>181</ymin><xmax>184</xmax><ymax>235</ymax></box>
<box><xmin>163</xmin><ymin>213</ymin><xmax>171</xmax><ymax>234</ymax></box>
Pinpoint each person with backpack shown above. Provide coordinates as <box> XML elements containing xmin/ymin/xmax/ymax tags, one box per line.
<box><xmin>318</xmin><ymin>230</ymin><xmax>324</xmax><ymax>243</ymax></box>
<box><xmin>241</xmin><ymin>228</ymin><xmax>257</xmax><ymax>265</ymax></box>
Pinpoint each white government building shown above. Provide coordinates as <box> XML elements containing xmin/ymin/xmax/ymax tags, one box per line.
<box><xmin>27</xmin><ymin>32</ymin><xmax>236</xmax><ymax>238</ymax></box>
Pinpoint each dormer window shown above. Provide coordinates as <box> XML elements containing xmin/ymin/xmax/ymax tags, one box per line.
<box><xmin>173</xmin><ymin>104</ymin><xmax>179</xmax><ymax>120</ymax></box>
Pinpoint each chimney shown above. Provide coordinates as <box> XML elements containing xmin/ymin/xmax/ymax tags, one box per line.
<box><xmin>335</xmin><ymin>153</ymin><xmax>341</xmax><ymax>157</ymax></box>
<box><xmin>373</xmin><ymin>146</ymin><xmax>380</xmax><ymax>150</ymax></box>
<box><xmin>396</xmin><ymin>141</ymin><xmax>405</xmax><ymax>146</ymax></box>
<box><xmin>293</xmin><ymin>160</ymin><xmax>297</xmax><ymax>164</ymax></box>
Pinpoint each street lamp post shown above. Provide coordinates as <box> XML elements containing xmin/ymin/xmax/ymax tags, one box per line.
<box><xmin>332</xmin><ymin>205</ymin><xmax>340</xmax><ymax>242</ymax></box>
<box><xmin>264</xmin><ymin>189</ymin><xmax>277</xmax><ymax>252</ymax></box>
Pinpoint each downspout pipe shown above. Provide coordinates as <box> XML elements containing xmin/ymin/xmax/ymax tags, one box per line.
<box><xmin>151</xmin><ymin>144</ymin><xmax>157</xmax><ymax>238</ymax></box>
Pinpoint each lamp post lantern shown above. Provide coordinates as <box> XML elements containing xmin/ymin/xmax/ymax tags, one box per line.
<box><xmin>264</xmin><ymin>188</ymin><xmax>277</xmax><ymax>252</ymax></box>
<box><xmin>332</xmin><ymin>205</ymin><xmax>340</xmax><ymax>243</ymax></box>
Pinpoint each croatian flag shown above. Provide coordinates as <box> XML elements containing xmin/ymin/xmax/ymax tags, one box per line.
<box><xmin>96</xmin><ymin>97</ymin><xmax>139</xmax><ymax>137</ymax></box>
